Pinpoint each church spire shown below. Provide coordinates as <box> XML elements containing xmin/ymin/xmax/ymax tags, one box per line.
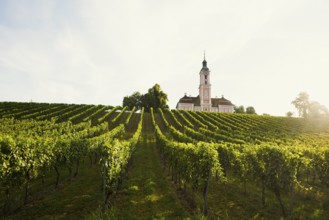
<box><xmin>202</xmin><ymin>51</ymin><xmax>207</xmax><ymax>68</ymax></box>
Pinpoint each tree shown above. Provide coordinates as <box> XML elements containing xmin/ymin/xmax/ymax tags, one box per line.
<box><xmin>291</xmin><ymin>92</ymin><xmax>310</xmax><ymax>118</ymax></box>
<box><xmin>142</xmin><ymin>84</ymin><xmax>168</xmax><ymax>112</ymax></box>
<box><xmin>246</xmin><ymin>106</ymin><xmax>256</xmax><ymax>114</ymax></box>
<box><xmin>122</xmin><ymin>84</ymin><xmax>168</xmax><ymax>112</ymax></box>
<box><xmin>309</xmin><ymin>101</ymin><xmax>329</xmax><ymax>119</ymax></box>
<box><xmin>140</xmin><ymin>93</ymin><xmax>152</xmax><ymax>111</ymax></box>
<box><xmin>234</xmin><ymin>105</ymin><xmax>245</xmax><ymax>114</ymax></box>
<box><xmin>286</xmin><ymin>111</ymin><xmax>294</xmax><ymax>117</ymax></box>
<box><xmin>291</xmin><ymin>92</ymin><xmax>329</xmax><ymax>119</ymax></box>
<box><xmin>122</xmin><ymin>92</ymin><xmax>142</xmax><ymax>110</ymax></box>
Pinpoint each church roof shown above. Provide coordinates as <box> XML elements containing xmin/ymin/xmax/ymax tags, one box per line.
<box><xmin>178</xmin><ymin>95</ymin><xmax>200</xmax><ymax>104</ymax></box>
<box><xmin>211</xmin><ymin>96</ymin><xmax>234</xmax><ymax>106</ymax></box>
<box><xmin>177</xmin><ymin>95</ymin><xmax>233</xmax><ymax>107</ymax></box>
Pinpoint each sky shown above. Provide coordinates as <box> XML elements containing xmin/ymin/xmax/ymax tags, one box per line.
<box><xmin>0</xmin><ymin>0</ymin><xmax>328</xmax><ymax>116</ymax></box>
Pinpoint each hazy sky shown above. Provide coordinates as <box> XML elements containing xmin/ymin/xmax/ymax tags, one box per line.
<box><xmin>0</xmin><ymin>0</ymin><xmax>328</xmax><ymax>116</ymax></box>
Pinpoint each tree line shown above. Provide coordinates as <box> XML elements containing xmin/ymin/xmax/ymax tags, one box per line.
<box><xmin>122</xmin><ymin>84</ymin><xmax>168</xmax><ymax>112</ymax></box>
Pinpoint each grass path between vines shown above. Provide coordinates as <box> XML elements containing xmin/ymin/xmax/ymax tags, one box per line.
<box><xmin>8</xmin><ymin>162</ymin><xmax>102</xmax><ymax>220</ymax></box>
<box><xmin>110</xmin><ymin>133</ymin><xmax>190</xmax><ymax>219</ymax></box>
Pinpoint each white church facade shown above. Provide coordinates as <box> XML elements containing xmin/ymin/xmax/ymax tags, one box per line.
<box><xmin>176</xmin><ymin>56</ymin><xmax>234</xmax><ymax>113</ymax></box>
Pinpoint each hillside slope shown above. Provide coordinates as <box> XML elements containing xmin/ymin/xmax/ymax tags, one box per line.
<box><xmin>1</xmin><ymin>102</ymin><xmax>329</xmax><ymax>219</ymax></box>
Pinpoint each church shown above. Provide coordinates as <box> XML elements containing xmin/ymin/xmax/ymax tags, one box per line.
<box><xmin>176</xmin><ymin>56</ymin><xmax>234</xmax><ymax>113</ymax></box>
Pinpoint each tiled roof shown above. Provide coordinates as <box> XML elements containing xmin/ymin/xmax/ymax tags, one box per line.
<box><xmin>211</xmin><ymin>97</ymin><xmax>233</xmax><ymax>106</ymax></box>
<box><xmin>178</xmin><ymin>95</ymin><xmax>199</xmax><ymax>104</ymax></box>
<box><xmin>177</xmin><ymin>95</ymin><xmax>233</xmax><ymax>106</ymax></box>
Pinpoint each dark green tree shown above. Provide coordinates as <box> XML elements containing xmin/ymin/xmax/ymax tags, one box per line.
<box><xmin>140</xmin><ymin>93</ymin><xmax>152</xmax><ymax>111</ymax></box>
<box><xmin>234</xmin><ymin>105</ymin><xmax>245</xmax><ymax>114</ymax></box>
<box><xmin>122</xmin><ymin>84</ymin><xmax>168</xmax><ymax>112</ymax></box>
<box><xmin>246</xmin><ymin>106</ymin><xmax>256</xmax><ymax>114</ymax></box>
<box><xmin>122</xmin><ymin>92</ymin><xmax>142</xmax><ymax>110</ymax></box>
<box><xmin>142</xmin><ymin>84</ymin><xmax>168</xmax><ymax>112</ymax></box>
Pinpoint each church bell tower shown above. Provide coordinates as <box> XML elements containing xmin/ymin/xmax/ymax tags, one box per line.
<box><xmin>199</xmin><ymin>54</ymin><xmax>212</xmax><ymax>111</ymax></box>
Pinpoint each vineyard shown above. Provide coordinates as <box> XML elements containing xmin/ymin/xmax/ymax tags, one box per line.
<box><xmin>1</xmin><ymin>101</ymin><xmax>329</xmax><ymax>219</ymax></box>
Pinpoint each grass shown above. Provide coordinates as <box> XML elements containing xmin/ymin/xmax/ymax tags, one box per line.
<box><xmin>203</xmin><ymin>174</ymin><xmax>329</xmax><ymax>220</ymax></box>
<box><xmin>108</xmin><ymin>133</ymin><xmax>190</xmax><ymax>219</ymax></box>
<box><xmin>7</xmin><ymin>161</ymin><xmax>102</xmax><ymax>220</ymax></box>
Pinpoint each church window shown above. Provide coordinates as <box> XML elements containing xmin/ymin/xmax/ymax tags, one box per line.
<box><xmin>205</xmin><ymin>80</ymin><xmax>207</xmax><ymax>84</ymax></box>
<box><xmin>205</xmin><ymin>75</ymin><xmax>207</xmax><ymax>79</ymax></box>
